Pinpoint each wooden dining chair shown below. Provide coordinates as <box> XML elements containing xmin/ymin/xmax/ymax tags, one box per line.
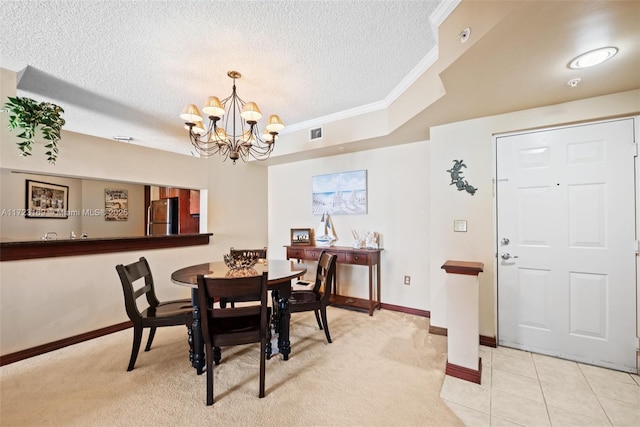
<box><xmin>115</xmin><ymin>257</ymin><xmax>193</xmax><ymax>371</ymax></box>
<box><xmin>289</xmin><ymin>251</ymin><xmax>337</xmax><ymax>343</ymax></box>
<box><xmin>196</xmin><ymin>271</ymin><xmax>271</xmax><ymax>406</ymax></box>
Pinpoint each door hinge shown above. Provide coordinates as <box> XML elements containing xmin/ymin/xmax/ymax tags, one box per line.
<box><xmin>636</xmin><ymin>240</ymin><xmax>640</xmax><ymax>254</ymax></box>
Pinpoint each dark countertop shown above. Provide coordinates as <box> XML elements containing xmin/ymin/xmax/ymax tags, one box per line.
<box><xmin>0</xmin><ymin>233</ymin><xmax>213</xmax><ymax>261</ymax></box>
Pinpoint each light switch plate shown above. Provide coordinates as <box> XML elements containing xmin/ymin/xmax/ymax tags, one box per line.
<box><xmin>453</xmin><ymin>220</ymin><xmax>467</xmax><ymax>232</ymax></box>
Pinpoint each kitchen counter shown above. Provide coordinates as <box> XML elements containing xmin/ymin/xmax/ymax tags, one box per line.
<box><xmin>0</xmin><ymin>233</ymin><xmax>213</xmax><ymax>261</ymax></box>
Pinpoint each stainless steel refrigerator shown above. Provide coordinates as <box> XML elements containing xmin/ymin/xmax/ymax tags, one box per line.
<box><xmin>147</xmin><ymin>197</ymin><xmax>179</xmax><ymax>235</ymax></box>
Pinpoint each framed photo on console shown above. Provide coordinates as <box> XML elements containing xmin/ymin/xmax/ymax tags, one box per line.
<box><xmin>290</xmin><ymin>228</ymin><xmax>311</xmax><ymax>245</ymax></box>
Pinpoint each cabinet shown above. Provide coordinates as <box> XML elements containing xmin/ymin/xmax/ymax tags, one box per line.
<box><xmin>158</xmin><ymin>188</ymin><xmax>199</xmax><ymax>234</ymax></box>
<box><xmin>285</xmin><ymin>245</ymin><xmax>383</xmax><ymax>316</ymax></box>
<box><xmin>189</xmin><ymin>189</ymin><xmax>200</xmax><ymax>215</ymax></box>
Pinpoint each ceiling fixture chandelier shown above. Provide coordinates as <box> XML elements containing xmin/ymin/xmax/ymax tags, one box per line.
<box><xmin>180</xmin><ymin>70</ymin><xmax>284</xmax><ymax>163</ymax></box>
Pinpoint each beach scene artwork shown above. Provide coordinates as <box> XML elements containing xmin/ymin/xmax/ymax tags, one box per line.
<box><xmin>312</xmin><ymin>170</ymin><xmax>367</xmax><ymax>215</ymax></box>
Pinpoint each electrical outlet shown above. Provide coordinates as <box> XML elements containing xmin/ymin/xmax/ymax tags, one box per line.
<box><xmin>404</xmin><ymin>275</ymin><xmax>411</xmax><ymax>285</ymax></box>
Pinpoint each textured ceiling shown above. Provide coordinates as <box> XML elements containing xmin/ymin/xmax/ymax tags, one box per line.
<box><xmin>0</xmin><ymin>0</ymin><xmax>444</xmax><ymax>156</ymax></box>
<box><xmin>1</xmin><ymin>0</ymin><xmax>639</xmax><ymax>162</ymax></box>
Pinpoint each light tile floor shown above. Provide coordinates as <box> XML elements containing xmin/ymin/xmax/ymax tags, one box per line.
<box><xmin>440</xmin><ymin>346</ymin><xmax>640</xmax><ymax>426</ymax></box>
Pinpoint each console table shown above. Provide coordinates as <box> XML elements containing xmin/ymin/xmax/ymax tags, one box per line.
<box><xmin>285</xmin><ymin>245</ymin><xmax>383</xmax><ymax>316</ymax></box>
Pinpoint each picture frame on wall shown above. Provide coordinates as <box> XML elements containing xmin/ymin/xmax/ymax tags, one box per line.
<box><xmin>105</xmin><ymin>189</ymin><xmax>128</xmax><ymax>221</ymax></box>
<box><xmin>25</xmin><ymin>180</ymin><xmax>69</xmax><ymax>219</ymax></box>
<box><xmin>290</xmin><ymin>228</ymin><xmax>312</xmax><ymax>245</ymax></box>
<box><xmin>312</xmin><ymin>169</ymin><xmax>367</xmax><ymax>215</ymax></box>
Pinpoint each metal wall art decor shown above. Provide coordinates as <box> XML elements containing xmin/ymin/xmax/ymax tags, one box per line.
<box><xmin>446</xmin><ymin>159</ymin><xmax>478</xmax><ymax>195</ymax></box>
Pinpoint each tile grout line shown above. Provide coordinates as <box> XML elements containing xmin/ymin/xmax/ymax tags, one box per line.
<box><xmin>488</xmin><ymin>347</ymin><xmax>528</xmax><ymax>427</ymax></box>
<box><xmin>530</xmin><ymin>353</ymin><xmax>554</xmax><ymax>426</ymax></box>
<box><xmin>577</xmin><ymin>363</ymin><xmax>617</xmax><ymax>426</ymax></box>
<box><xmin>488</xmin><ymin>348</ymin><xmax>493</xmax><ymax>423</ymax></box>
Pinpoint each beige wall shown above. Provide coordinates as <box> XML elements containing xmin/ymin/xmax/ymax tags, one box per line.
<box><xmin>429</xmin><ymin>90</ymin><xmax>640</xmax><ymax>338</ymax></box>
<box><xmin>268</xmin><ymin>89</ymin><xmax>639</xmax><ymax>342</ymax></box>
<box><xmin>268</xmin><ymin>141</ymin><xmax>431</xmax><ymax>309</ymax></box>
<box><xmin>1</xmin><ymin>60</ymin><xmax>637</xmax><ymax>358</ymax></box>
<box><xmin>0</xmin><ymin>68</ymin><xmax>268</xmax><ymax>355</ymax></box>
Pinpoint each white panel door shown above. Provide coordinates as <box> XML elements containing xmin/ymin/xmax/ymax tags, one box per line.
<box><xmin>496</xmin><ymin>119</ymin><xmax>636</xmax><ymax>372</ymax></box>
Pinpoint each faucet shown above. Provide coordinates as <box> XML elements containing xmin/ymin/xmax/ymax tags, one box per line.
<box><xmin>42</xmin><ymin>232</ymin><xmax>58</xmax><ymax>241</ymax></box>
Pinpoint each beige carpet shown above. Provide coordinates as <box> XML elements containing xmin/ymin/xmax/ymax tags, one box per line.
<box><xmin>0</xmin><ymin>307</ymin><xmax>463</xmax><ymax>426</ymax></box>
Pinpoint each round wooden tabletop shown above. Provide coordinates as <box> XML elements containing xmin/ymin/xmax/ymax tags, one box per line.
<box><xmin>171</xmin><ymin>259</ymin><xmax>307</xmax><ymax>288</ymax></box>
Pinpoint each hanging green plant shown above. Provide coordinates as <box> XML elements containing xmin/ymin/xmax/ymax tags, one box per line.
<box><xmin>2</xmin><ymin>96</ymin><xmax>65</xmax><ymax>164</ymax></box>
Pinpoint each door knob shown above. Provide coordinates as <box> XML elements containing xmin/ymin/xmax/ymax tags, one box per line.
<box><xmin>501</xmin><ymin>253</ymin><xmax>519</xmax><ymax>260</ymax></box>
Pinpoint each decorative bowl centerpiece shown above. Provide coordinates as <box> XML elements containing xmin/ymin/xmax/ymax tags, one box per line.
<box><xmin>223</xmin><ymin>252</ymin><xmax>259</xmax><ymax>270</ymax></box>
<box><xmin>225</xmin><ymin>267</ymin><xmax>259</xmax><ymax>278</ymax></box>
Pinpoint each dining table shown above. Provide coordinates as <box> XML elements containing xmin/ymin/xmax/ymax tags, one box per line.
<box><xmin>171</xmin><ymin>258</ymin><xmax>307</xmax><ymax>374</ymax></box>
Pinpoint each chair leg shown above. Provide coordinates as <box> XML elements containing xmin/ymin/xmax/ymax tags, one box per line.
<box><xmin>205</xmin><ymin>345</ymin><xmax>214</xmax><ymax>405</ymax></box>
<box><xmin>213</xmin><ymin>346</ymin><xmax>222</xmax><ymax>365</ymax></box>
<box><xmin>145</xmin><ymin>327</ymin><xmax>157</xmax><ymax>351</ymax></box>
<box><xmin>259</xmin><ymin>340</ymin><xmax>266</xmax><ymax>398</ymax></box>
<box><xmin>265</xmin><ymin>323</ymin><xmax>273</xmax><ymax>360</ymax></box>
<box><xmin>127</xmin><ymin>326</ymin><xmax>143</xmax><ymax>371</ymax></box>
<box><xmin>313</xmin><ymin>309</ymin><xmax>323</xmax><ymax>330</ymax></box>
<box><xmin>320</xmin><ymin>307</ymin><xmax>332</xmax><ymax>344</ymax></box>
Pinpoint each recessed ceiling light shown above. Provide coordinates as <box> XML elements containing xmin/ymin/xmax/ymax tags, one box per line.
<box><xmin>568</xmin><ymin>47</ymin><xmax>618</xmax><ymax>69</ymax></box>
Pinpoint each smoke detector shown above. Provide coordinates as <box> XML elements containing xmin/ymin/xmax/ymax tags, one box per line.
<box><xmin>567</xmin><ymin>78</ymin><xmax>581</xmax><ymax>87</ymax></box>
<box><xmin>459</xmin><ymin>28</ymin><xmax>471</xmax><ymax>43</ymax></box>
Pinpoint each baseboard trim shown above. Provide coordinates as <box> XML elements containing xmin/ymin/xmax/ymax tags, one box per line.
<box><xmin>380</xmin><ymin>303</ymin><xmax>430</xmax><ymax>318</ymax></box>
<box><xmin>446</xmin><ymin>358</ymin><xmax>482</xmax><ymax>384</ymax></box>
<box><xmin>479</xmin><ymin>334</ymin><xmax>497</xmax><ymax>348</ymax></box>
<box><xmin>428</xmin><ymin>325</ymin><xmax>497</xmax><ymax>348</ymax></box>
<box><xmin>429</xmin><ymin>325</ymin><xmax>448</xmax><ymax>336</ymax></box>
<box><xmin>2</xmin><ymin>308</ymin><xmax>495</xmax><ymax>366</ymax></box>
<box><xmin>0</xmin><ymin>321</ymin><xmax>132</xmax><ymax>366</ymax></box>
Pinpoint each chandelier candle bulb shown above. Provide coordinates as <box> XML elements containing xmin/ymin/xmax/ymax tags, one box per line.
<box><xmin>180</xmin><ymin>70</ymin><xmax>284</xmax><ymax>163</ymax></box>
